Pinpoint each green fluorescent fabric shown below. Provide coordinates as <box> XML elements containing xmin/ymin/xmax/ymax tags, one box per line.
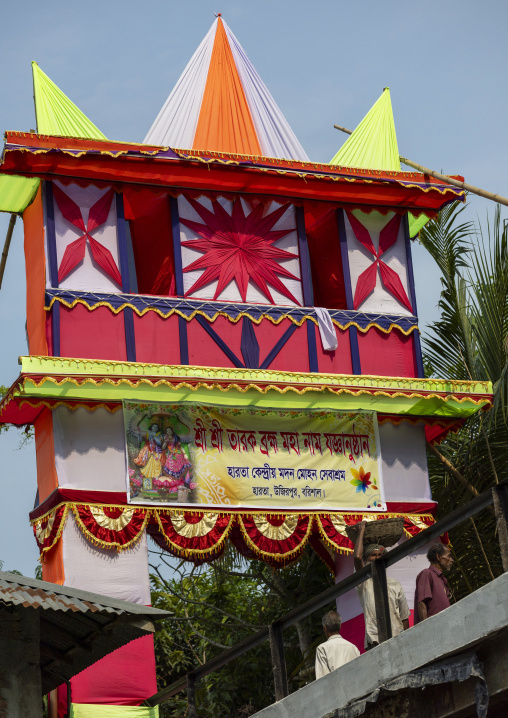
<box><xmin>0</xmin><ymin>175</ymin><xmax>39</xmax><ymax>214</ymax></box>
<box><xmin>70</xmin><ymin>705</ymin><xmax>158</xmax><ymax>717</ymax></box>
<box><xmin>32</xmin><ymin>61</ymin><xmax>107</xmax><ymax>139</ymax></box>
<box><xmin>330</xmin><ymin>88</ymin><xmax>400</xmax><ymax>171</ymax></box>
<box><xmin>408</xmin><ymin>211</ymin><xmax>430</xmax><ymax>238</ymax></box>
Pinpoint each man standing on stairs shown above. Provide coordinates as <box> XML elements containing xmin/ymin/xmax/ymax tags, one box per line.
<box><xmin>353</xmin><ymin>521</ymin><xmax>410</xmax><ymax>649</ymax></box>
<box><xmin>315</xmin><ymin>610</ymin><xmax>360</xmax><ymax>679</ymax></box>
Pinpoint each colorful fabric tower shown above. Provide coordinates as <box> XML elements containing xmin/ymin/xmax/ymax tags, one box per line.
<box><xmin>0</xmin><ymin>18</ymin><xmax>491</xmax><ymax>718</ymax></box>
<box><xmin>330</xmin><ymin>88</ymin><xmax>430</xmax><ymax>237</ymax></box>
<box><xmin>144</xmin><ymin>16</ymin><xmax>309</xmax><ymax>161</ymax></box>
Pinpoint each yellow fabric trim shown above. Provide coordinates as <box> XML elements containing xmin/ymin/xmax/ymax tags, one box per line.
<box><xmin>19</xmin><ymin>355</ymin><xmax>493</xmax><ymax>396</ymax></box>
<box><xmin>44</xmin><ymin>296</ymin><xmax>418</xmax><ymax>336</ymax></box>
<box><xmin>238</xmin><ymin>513</ymin><xmax>313</xmax><ymax>561</ymax></box>
<box><xmin>70</xmin><ymin>504</ymin><xmax>150</xmax><ymax>551</ymax></box>
<box><xmin>154</xmin><ymin>510</ymin><xmax>233</xmax><ymax>556</ymax></box>
<box><xmin>35</xmin><ymin>505</ymin><xmax>70</xmax><ymax>557</ymax></box>
<box><xmin>170</xmin><ymin>511</ymin><xmax>219</xmax><ymax>538</ymax></box>
<box><xmin>20</xmin><ymin>375</ymin><xmax>493</xmax><ymax>405</ymax></box>
<box><xmin>89</xmin><ymin>505</ymin><xmax>136</xmax><ymax>531</ymax></box>
<box><xmin>252</xmin><ymin>514</ymin><xmax>300</xmax><ymax>541</ymax></box>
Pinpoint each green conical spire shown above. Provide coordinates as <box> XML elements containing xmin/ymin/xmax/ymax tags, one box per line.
<box><xmin>32</xmin><ymin>61</ymin><xmax>107</xmax><ymax>139</ymax></box>
<box><xmin>0</xmin><ymin>63</ymin><xmax>108</xmax><ymax>215</ymax></box>
<box><xmin>330</xmin><ymin>88</ymin><xmax>400</xmax><ymax>171</ymax></box>
<box><xmin>330</xmin><ymin>88</ymin><xmax>427</xmax><ymax>237</ymax></box>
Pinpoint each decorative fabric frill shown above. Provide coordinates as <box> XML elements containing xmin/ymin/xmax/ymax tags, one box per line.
<box><xmin>32</xmin><ymin>503</ymin><xmax>437</xmax><ymax>567</ymax></box>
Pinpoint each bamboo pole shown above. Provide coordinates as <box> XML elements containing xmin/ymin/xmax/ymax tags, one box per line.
<box><xmin>0</xmin><ymin>214</ymin><xmax>17</xmax><ymax>290</ymax></box>
<box><xmin>333</xmin><ymin>124</ymin><xmax>508</xmax><ymax>209</ymax></box>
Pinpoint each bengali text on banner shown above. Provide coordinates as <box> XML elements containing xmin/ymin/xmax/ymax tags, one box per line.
<box><xmin>124</xmin><ymin>402</ymin><xmax>386</xmax><ymax>511</ymax></box>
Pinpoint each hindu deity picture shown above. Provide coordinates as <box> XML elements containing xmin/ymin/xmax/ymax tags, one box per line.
<box><xmin>126</xmin><ymin>406</ymin><xmax>197</xmax><ymax>504</ymax></box>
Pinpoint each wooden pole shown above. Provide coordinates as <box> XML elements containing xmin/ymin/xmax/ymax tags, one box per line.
<box><xmin>0</xmin><ymin>214</ymin><xmax>17</xmax><ymax>290</ymax></box>
<box><xmin>333</xmin><ymin>124</ymin><xmax>508</xmax><ymax>209</ymax></box>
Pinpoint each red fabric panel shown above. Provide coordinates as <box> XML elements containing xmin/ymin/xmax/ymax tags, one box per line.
<box><xmin>315</xmin><ymin>325</ymin><xmax>352</xmax><ymax>374</ymax></box>
<box><xmin>304</xmin><ymin>203</ymin><xmax>347</xmax><ymax>310</ymax></box>
<box><xmin>70</xmin><ymin>635</ymin><xmax>157</xmax><ymax>705</ymax></box>
<box><xmin>256</xmin><ymin>319</ymin><xmax>310</xmax><ymax>372</ymax></box>
<box><xmin>339</xmin><ymin>610</ymin><xmax>415</xmax><ymax>654</ymax></box>
<box><xmin>23</xmin><ymin>186</ymin><xmax>48</xmax><ymax>355</ymax></box>
<box><xmin>187</xmin><ymin>315</ymin><xmax>242</xmax><ymax>368</ymax></box>
<box><xmin>133</xmin><ymin>312</ymin><xmax>181</xmax><ymax>364</ymax></box>
<box><xmin>3</xmin><ymin>144</ymin><xmax>460</xmax><ymax>212</ymax></box>
<box><xmin>123</xmin><ymin>188</ymin><xmax>175</xmax><ymax>296</ymax></box>
<box><xmin>59</xmin><ymin>305</ymin><xmax>127</xmax><ymax>361</ymax></box>
<box><xmin>357</xmin><ymin>327</ymin><xmax>416</xmax><ymax>378</ymax></box>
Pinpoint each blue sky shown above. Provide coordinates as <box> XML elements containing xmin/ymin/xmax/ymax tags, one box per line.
<box><xmin>1</xmin><ymin>0</ymin><xmax>507</xmax><ymax>574</ymax></box>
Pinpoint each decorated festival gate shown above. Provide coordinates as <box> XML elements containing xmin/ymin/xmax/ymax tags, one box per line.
<box><xmin>0</xmin><ymin>16</ymin><xmax>492</xmax><ymax>718</ymax></box>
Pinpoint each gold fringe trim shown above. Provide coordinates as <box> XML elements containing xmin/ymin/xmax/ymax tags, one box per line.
<box><xmin>44</xmin><ymin>296</ymin><xmax>418</xmax><ymax>336</ymax></box>
<box><xmin>153</xmin><ymin>511</ymin><xmax>234</xmax><ymax>557</ymax></box>
<box><xmin>70</xmin><ymin>504</ymin><xmax>150</xmax><ymax>552</ymax></box>
<box><xmin>21</xmin><ymin>375</ymin><xmax>494</xmax><ymax>405</ymax></box>
<box><xmin>35</xmin><ymin>505</ymin><xmax>70</xmax><ymax>559</ymax></box>
<box><xmin>237</xmin><ymin>513</ymin><xmax>314</xmax><ymax>561</ymax></box>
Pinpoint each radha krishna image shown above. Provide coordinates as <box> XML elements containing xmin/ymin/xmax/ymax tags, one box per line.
<box><xmin>127</xmin><ymin>409</ymin><xmax>197</xmax><ymax>504</ymax></box>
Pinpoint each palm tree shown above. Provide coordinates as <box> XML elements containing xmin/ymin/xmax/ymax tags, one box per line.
<box><xmin>419</xmin><ymin>202</ymin><xmax>508</xmax><ymax>597</ymax></box>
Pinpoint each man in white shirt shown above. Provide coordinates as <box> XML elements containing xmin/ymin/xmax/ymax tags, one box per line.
<box><xmin>353</xmin><ymin>521</ymin><xmax>410</xmax><ymax>649</ymax></box>
<box><xmin>315</xmin><ymin>610</ymin><xmax>360</xmax><ymax>679</ymax></box>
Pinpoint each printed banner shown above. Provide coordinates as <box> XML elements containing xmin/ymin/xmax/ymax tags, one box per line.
<box><xmin>123</xmin><ymin>402</ymin><xmax>386</xmax><ymax>511</ymax></box>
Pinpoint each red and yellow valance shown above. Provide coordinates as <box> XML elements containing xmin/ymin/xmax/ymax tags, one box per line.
<box><xmin>31</xmin><ymin>502</ymin><xmax>437</xmax><ymax>567</ymax></box>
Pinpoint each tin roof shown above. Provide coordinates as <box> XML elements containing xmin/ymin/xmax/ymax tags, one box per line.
<box><xmin>0</xmin><ymin>571</ymin><xmax>171</xmax><ymax>694</ymax></box>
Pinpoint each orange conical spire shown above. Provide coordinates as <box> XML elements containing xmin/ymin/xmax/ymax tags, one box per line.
<box><xmin>193</xmin><ymin>17</ymin><xmax>262</xmax><ymax>155</ymax></box>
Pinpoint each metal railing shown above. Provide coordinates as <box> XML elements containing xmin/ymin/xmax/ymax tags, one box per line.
<box><xmin>145</xmin><ymin>482</ymin><xmax>508</xmax><ymax>715</ymax></box>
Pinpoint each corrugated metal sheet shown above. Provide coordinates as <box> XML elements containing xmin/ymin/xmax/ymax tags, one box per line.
<box><xmin>0</xmin><ymin>571</ymin><xmax>169</xmax><ymax>617</ymax></box>
<box><xmin>0</xmin><ymin>571</ymin><xmax>171</xmax><ymax>694</ymax></box>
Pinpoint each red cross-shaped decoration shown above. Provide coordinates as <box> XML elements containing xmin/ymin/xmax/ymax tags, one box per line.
<box><xmin>53</xmin><ymin>184</ymin><xmax>122</xmax><ymax>286</ymax></box>
<box><xmin>347</xmin><ymin>211</ymin><xmax>413</xmax><ymax>313</ymax></box>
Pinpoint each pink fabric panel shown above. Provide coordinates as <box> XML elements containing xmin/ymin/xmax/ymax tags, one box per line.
<box><xmin>133</xmin><ymin>312</ymin><xmax>181</xmax><ymax>365</ymax></box>
<box><xmin>187</xmin><ymin>316</ymin><xmax>242</xmax><ymax>368</ymax></box>
<box><xmin>59</xmin><ymin>305</ymin><xmax>127</xmax><ymax>361</ymax></box>
<box><xmin>315</xmin><ymin>325</ymin><xmax>352</xmax><ymax>374</ymax></box>
<box><xmin>357</xmin><ymin>328</ymin><xmax>416</xmax><ymax>378</ymax></box>
<box><xmin>255</xmin><ymin>319</ymin><xmax>310</xmax><ymax>372</ymax></box>
<box><xmin>46</xmin><ymin>314</ymin><xmax>53</xmax><ymax>356</ymax></box>
<box><xmin>70</xmin><ymin>636</ymin><xmax>157</xmax><ymax>705</ymax></box>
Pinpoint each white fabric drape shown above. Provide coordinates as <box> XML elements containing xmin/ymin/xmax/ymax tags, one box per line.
<box><xmin>144</xmin><ymin>21</ymin><xmax>217</xmax><ymax>148</ymax></box>
<box><xmin>53</xmin><ymin>407</ymin><xmax>127</xmax><ymax>492</ymax></box>
<box><xmin>223</xmin><ymin>20</ymin><xmax>309</xmax><ymax>161</ymax></box>
<box><xmin>62</xmin><ymin>514</ymin><xmax>151</xmax><ymax>605</ymax></box>
<box><xmin>379</xmin><ymin>422</ymin><xmax>432</xmax><ymax>503</ymax></box>
<box><xmin>315</xmin><ymin>307</ymin><xmax>338</xmax><ymax>351</ymax></box>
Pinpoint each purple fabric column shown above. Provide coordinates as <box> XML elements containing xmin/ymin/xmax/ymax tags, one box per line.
<box><xmin>170</xmin><ymin>196</ymin><xmax>188</xmax><ymax>364</ymax></box>
<box><xmin>116</xmin><ymin>193</ymin><xmax>136</xmax><ymax>363</ymax></box>
<box><xmin>337</xmin><ymin>209</ymin><xmax>361</xmax><ymax>374</ymax></box>
<box><xmin>44</xmin><ymin>181</ymin><xmax>60</xmax><ymax>357</ymax></box>
<box><xmin>296</xmin><ymin>206</ymin><xmax>318</xmax><ymax>372</ymax></box>
<box><xmin>403</xmin><ymin>215</ymin><xmax>425</xmax><ymax>378</ymax></box>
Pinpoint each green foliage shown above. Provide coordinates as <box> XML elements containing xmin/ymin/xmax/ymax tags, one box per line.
<box><xmin>150</xmin><ymin>546</ymin><xmax>333</xmax><ymax>717</ymax></box>
<box><xmin>419</xmin><ymin>202</ymin><xmax>508</xmax><ymax>599</ymax></box>
<box><xmin>0</xmin><ymin>384</ymin><xmax>34</xmax><ymax>445</ymax></box>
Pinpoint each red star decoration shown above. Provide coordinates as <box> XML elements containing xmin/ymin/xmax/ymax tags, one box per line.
<box><xmin>180</xmin><ymin>197</ymin><xmax>301</xmax><ymax>305</ymax></box>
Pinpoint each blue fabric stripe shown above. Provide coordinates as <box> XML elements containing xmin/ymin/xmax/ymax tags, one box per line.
<box><xmin>45</xmin><ymin>289</ymin><xmax>418</xmax><ymax>335</ymax></box>
<box><xmin>403</xmin><ymin>215</ymin><xmax>425</xmax><ymax>378</ymax></box>
<box><xmin>260</xmin><ymin>324</ymin><xmax>297</xmax><ymax>369</ymax></box>
<box><xmin>195</xmin><ymin>315</ymin><xmax>244</xmax><ymax>368</ymax></box>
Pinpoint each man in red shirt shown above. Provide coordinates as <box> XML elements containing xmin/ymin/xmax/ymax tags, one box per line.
<box><xmin>414</xmin><ymin>543</ymin><xmax>454</xmax><ymax>623</ymax></box>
